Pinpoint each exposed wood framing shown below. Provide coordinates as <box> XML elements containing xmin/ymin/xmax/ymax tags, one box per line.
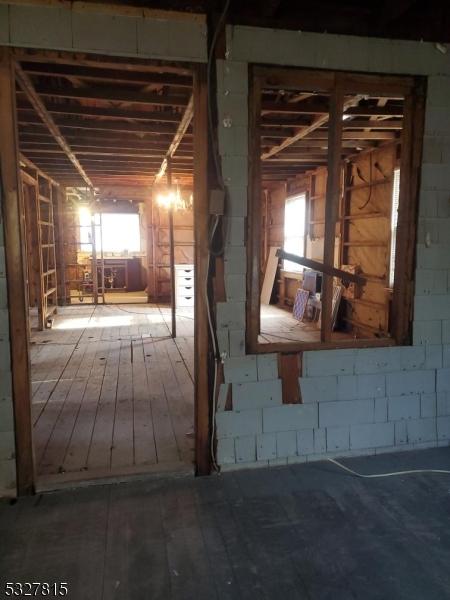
<box><xmin>15</xmin><ymin>63</ymin><xmax>93</xmax><ymax>188</ymax></box>
<box><xmin>192</xmin><ymin>65</ymin><xmax>210</xmax><ymax>475</ymax></box>
<box><xmin>154</xmin><ymin>95</ymin><xmax>194</xmax><ymax>183</ymax></box>
<box><xmin>0</xmin><ymin>48</ymin><xmax>34</xmax><ymax>495</ymax></box>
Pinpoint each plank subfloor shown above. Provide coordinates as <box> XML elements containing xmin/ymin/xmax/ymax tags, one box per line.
<box><xmin>2</xmin><ymin>448</ymin><xmax>450</xmax><ymax>599</ymax></box>
<box><xmin>30</xmin><ymin>304</ymin><xmax>195</xmax><ymax>484</ymax></box>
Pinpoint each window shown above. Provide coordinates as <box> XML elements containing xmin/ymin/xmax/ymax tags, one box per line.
<box><xmin>283</xmin><ymin>193</ymin><xmax>306</xmax><ymax>272</ymax></box>
<box><xmin>78</xmin><ymin>210</ymin><xmax>141</xmax><ymax>254</ymax></box>
<box><xmin>389</xmin><ymin>168</ymin><xmax>400</xmax><ymax>288</ymax></box>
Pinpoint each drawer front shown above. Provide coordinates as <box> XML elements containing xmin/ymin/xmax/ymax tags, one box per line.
<box><xmin>177</xmin><ymin>295</ymin><xmax>194</xmax><ymax>307</ymax></box>
<box><xmin>176</xmin><ymin>266</ymin><xmax>194</xmax><ymax>277</ymax></box>
<box><xmin>177</xmin><ymin>275</ymin><xmax>194</xmax><ymax>286</ymax></box>
<box><xmin>177</xmin><ymin>283</ymin><xmax>194</xmax><ymax>295</ymax></box>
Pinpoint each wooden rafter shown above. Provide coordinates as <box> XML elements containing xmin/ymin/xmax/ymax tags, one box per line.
<box><xmin>262</xmin><ymin>95</ymin><xmax>365</xmax><ymax>160</ymax></box>
<box><xmin>154</xmin><ymin>94</ymin><xmax>194</xmax><ymax>183</ymax></box>
<box><xmin>15</xmin><ymin>62</ymin><xmax>93</xmax><ymax>188</ymax></box>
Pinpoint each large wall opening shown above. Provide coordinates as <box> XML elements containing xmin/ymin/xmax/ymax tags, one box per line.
<box><xmin>13</xmin><ymin>49</ymin><xmax>200</xmax><ymax>487</ymax></box>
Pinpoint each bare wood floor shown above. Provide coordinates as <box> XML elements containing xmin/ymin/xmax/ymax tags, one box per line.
<box><xmin>259</xmin><ymin>304</ymin><xmax>352</xmax><ymax>344</ymax></box>
<box><xmin>30</xmin><ymin>304</ymin><xmax>195</xmax><ymax>485</ymax></box>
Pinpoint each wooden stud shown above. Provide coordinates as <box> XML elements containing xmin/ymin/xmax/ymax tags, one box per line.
<box><xmin>167</xmin><ymin>159</ymin><xmax>176</xmax><ymax>339</ymax></box>
<box><xmin>192</xmin><ymin>64</ymin><xmax>210</xmax><ymax>476</ymax></box>
<box><xmin>0</xmin><ymin>47</ymin><xmax>34</xmax><ymax>495</ymax></box>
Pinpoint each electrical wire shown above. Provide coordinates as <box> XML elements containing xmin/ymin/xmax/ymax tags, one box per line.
<box><xmin>205</xmin><ymin>0</ymin><xmax>232</xmax><ymax>473</ymax></box>
<box><xmin>328</xmin><ymin>457</ymin><xmax>450</xmax><ymax>478</ymax></box>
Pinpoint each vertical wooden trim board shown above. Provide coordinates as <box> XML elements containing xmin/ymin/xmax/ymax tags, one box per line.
<box><xmin>193</xmin><ymin>64</ymin><xmax>211</xmax><ymax>475</ymax></box>
<box><xmin>0</xmin><ymin>47</ymin><xmax>34</xmax><ymax>495</ymax></box>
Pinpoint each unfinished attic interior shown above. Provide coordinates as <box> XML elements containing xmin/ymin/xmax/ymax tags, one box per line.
<box><xmin>15</xmin><ymin>50</ymin><xmax>198</xmax><ymax>484</ymax></box>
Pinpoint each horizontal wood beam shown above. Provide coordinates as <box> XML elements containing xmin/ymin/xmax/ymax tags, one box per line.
<box><xmin>17</xmin><ymin>101</ymin><xmax>184</xmax><ymax>123</ymax></box>
<box><xmin>261</xmin><ymin>100</ymin><xmax>402</xmax><ymax>117</ymax></box>
<box><xmin>18</xmin><ymin>116</ymin><xmax>183</xmax><ymax>136</ymax></box>
<box><xmin>20</xmin><ymin>62</ymin><xmax>192</xmax><ymax>87</ymax></box>
<box><xmin>155</xmin><ymin>94</ymin><xmax>194</xmax><ymax>183</ymax></box>
<box><xmin>25</xmin><ymin>84</ymin><xmax>190</xmax><ymax>107</ymax></box>
<box><xmin>15</xmin><ymin>62</ymin><xmax>93</xmax><ymax>188</ymax></box>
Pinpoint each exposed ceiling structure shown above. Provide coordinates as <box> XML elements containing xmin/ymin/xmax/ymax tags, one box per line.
<box><xmin>14</xmin><ymin>51</ymin><xmax>194</xmax><ymax>189</ymax></box>
<box><xmin>260</xmin><ymin>88</ymin><xmax>404</xmax><ymax>181</ymax></box>
<box><xmin>86</xmin><ymin>0</ymin><xmax>450</xmax><ymax>43</ymax></box>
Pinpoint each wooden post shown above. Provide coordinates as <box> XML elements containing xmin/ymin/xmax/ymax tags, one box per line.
<box><xmin>167</xmin><ymin>158</ymin><xmax>176</xmax><ymax>338</ymax></box>
<box><xmin>321</xmin><ymin>77</ymin><xmax>344</xmax><ymax>342</ymax></box>
<box><xmin>0</xmin><ymin>48</ymin><xmax>34</xmax><ymax>495</ymax></box>
<box><xmin>145</xmin><ymin>194</ymin><xmax>155</xmax><ymax>302</ymax></box>
<box><xmin>193</xmin><ymin>64</ymin><xmax>211</xmax><ymax>475</ymax></box>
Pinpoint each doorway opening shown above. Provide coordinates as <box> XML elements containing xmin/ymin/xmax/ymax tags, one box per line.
<box><xmin>15</xmin><ymin>49</ymin><xmax>199</xmax><ymax>487</ymax></box>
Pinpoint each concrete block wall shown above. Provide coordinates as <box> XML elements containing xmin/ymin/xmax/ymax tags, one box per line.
<box><xmin>215</xmin><ymin>26</ymin><xmax>450</xmax><ymax>471</ymax></box>
<box><xmin>0</xmin><ymin>206</ymin><xmax>16</xmax><ymax>495</ymax></box>
<box><xmin>0</xmin><ymin>2</ymin><xmax>207</xmax><ymax>62</ymax></box>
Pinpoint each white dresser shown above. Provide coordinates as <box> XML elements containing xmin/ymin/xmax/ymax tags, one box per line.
<box><xmin>175</xmin><ymin>264</ymin><xmax>195</xmax><ymax>307</ymax></box>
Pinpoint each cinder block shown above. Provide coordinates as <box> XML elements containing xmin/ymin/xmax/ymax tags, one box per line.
<box><xmin>137</xmin><ymin>16</ymin><xmax>170</xmax><ymax>56</ymax></box>
<box><xmin>216</xmin><ymin>384</ymin><xmax>229</xmax><ymax>413</ymax></box>
<box><xmin>337</xmin><ymin>375</ymin><xmax>357</xmax><ymax>400</ymax></box>
<box><xmin>215</xmin><ymin>409</ymin><xmax>262</xmax><ymax>439</ymax></box>
<box><xmin>354</xmin><ymin>347</ymin><xmax>400</xmax><ymax>374</ymax></box>
<box><xmin>233</xmin><ymin>379</ymin><xmax>282</xmax><ymax>411</ymax></box>
<box><xmin>314</xmin><ymin>428</ymin><xmax>326</xmax><ymax>453</ymax></box>
<box><xmin>256</xmin><ymin>433</ymin><xmax>277</xmax><ymax>461</ymax></box>
<box><xmin>319</xmin><ymin>399</ymin><xmax>374</xmax><ymax>428</ymax></box>
<box><xmin>297</xmin><ymin>429</ymin><xmax>314</xmax><ymax>455</ymax></box>
<box><xmin>226</xmin><ymin>186</ymin><xmax>247</xmax><ymax>217</ymax></box>
<box><xmin>0</xmin><ymin>458</ymin><xmax>16</xmax><ymax>492</ymax></box>
<box><xmin>221</xmin><ymin>157</ymin><xmax>248</xmax><ymax>187</ymax></box>
<box><xmin>326</xmin><ymin>426</ymin><xmax>350</xmax><ymax>452</ymax></box>
<box><xmin>443</xmin><ymin>345</ymin><xmax>450</xmax><ymax>367</ymax></box>
<box><xmin>216</xmin><ymin>330</ymin><xmax>229</xmax><ymax>357</ymax></box>
<box><xmin>425</xmin><ymin>345</ymin><xmax>443</xmax><ymax>370</ymax></box>
<box><xmin>0</xmin><ymin>341</ymin><xmax>11</xmax><ymax>372</ymax></box>
<box><xmin>0</xmin><ymin>397</ymin><xmax>13</xmax><ymax>432</ymax></box>
<box><xmin>415</xmin><ymin>268</ymin><xmax>447</xmax><ymax>296</ymax></box>
<box><xmin>416</xmin><ymin>245</ymin><xmax>450</xmax><ymax>271</ymax></box>
<box><xmin>235</xmin><ymin>435</ymin><xmax>256</xmax><ymax>463</ymax></box>
<box><xmin>395</xmin><ymin>421</ymin><xmax>408</xmax><ymax>445</ymax></box>
<box><xmin>224</xmin><ymin>245</ymin><xmax>246</xmax><ymax>275</ymax></box>
<box><xmin>224</xmin><ymin>355</ymin><xmax>257</xmax><ymax>383</ymax></box>
<box><xmin>407</xmin><ymin>418</ymin><xmax>436</xmax><ymax>444</ymax></box>
<box><xmin>303</xmin><ymin>349</ymin><xmax>355</xmax><ymax>376</ymax></box>
<box><xmin>269</xmin><ymin>457</ymin><xmax>288</xmax><ymax>467</ymax></box>
<box><xmin>229</xmin><ymin>330</ymin><xmax>245</xmax><ymax>357</ymax></box>
<box><xmin>73</xmin><ymin>12</ymin><xmax>139</xmax><ymax>54</ymax></box>
<box><xmin>299</xmin><ymin>375</ymin><xmax>337</xmax><ymax>403</ymax></box>
<box><xmin>437</xmin><ymin>368</ymin><xmax>450</xmax><ymax>392</ymax></box>
<box><xmin>437</xmin><ymin>416</ymin><xmax>450</xmax><ymax>440</ymax></box>
<box><xmin>216</xmin><ymin>437</ymin><xmax>235</xmax><ymax>464</ymax></box>
<box><xmin>0</xmin><ymin>249</ymin><xmax>6</xmax><ymax>277</ymax></box>
<box><xmin>168</xmin><ymin>19</ymin><xmax>207</xmax><ymax>60</ymax></box>
<box><xmin>350</xmin><ymin>422</ymin><xmax>395</xmax><ymax>450</ymax></box>
<box><xmin>415</xmin><ymin>294</ymin><xmax>450</xmax><ymax>321</ymax></box>
<box><xmin>0</xmin><ymin>5</ymin><xmax>8</xmax><ymax>44</ymax></box>
<box><xmin>421</xmin><ymin>393</ymin><xmax>437</xmax><ymax>418</ymax></box>
<box><xmin>0</xmin><ymin>309</ymin><xmax>9</xmax><ymax>336</ymax></box>
<box><xmin>399</xmin><ymin>346</ymin><xmax>425</xmax><ymax>370</ymax></box>
<box><xmin>217</xmin><ymin>125</ymin><xmax>248</xmax><ymax>157</ymax></box>
<box><xmin>10</xmin><ymin>5</ymin><xmax>72</xmax><ymax>49</ymax></box>
<box><xmin>224</xmin><ymin>217</ymin><xmax>245</xmax><ymax>247</ymax></box>
<box><xmin>257</xmin><ymin>354</ymin><xmax>278</xmax><ymax>381</ymax></box>
<box><xmin>263</xmin><ymin>404</ymin><xmax>318</xmax><ymax>433</ymax></box>
<box><xmin>413</xmin><ymin>320</ymin><xmax>442</xmax><ymax>345</ymax></box>
<box><xmin>357</xmin><ymin>374</ymin><xmax>386</xmax><ymax>399</ymax></box>
<box><xmin>217</xmin><ymin>92</ymin><xmax>248</xmax><ymax>128</ymax></box>
<box><xmin>386</xmin><ymin>370</ymin><xmax>435</xmax><ymax>396</ymax></box>
<box><xmin>388</xmin><ymin>395</ymin><xmax>421</xmax><ymax>421</ymax></box>
<box><xmin>0</xmin><ymin>278</ymin><xmax>7</xmax><ymax>309</ymax></box>
<box><xmin>418</xmin><ymin>190</ymin><xmax>438</xmax><ymax>218</ymax></box>
<box><xmin>0</xmin><ymin>431</ymin><xmax>14</xmax><ymax>461</ymax></box>
<box><xmin>374</xmin><ymin>397</ymin><xmax>388</xmax><ymax>422</ymax></box>
<box><xmin>437</xmin><ymin>391</ymin><xmax>450</xmax><ymax>416</ymax></box>
<box><xmin>216</xmin><ymin>301</ymin><xmax>246</xmax><ymax>331</ymax></box>
<box><xmin>225</xmin><ymin>273</ymin><xmax>246</xmax><ymax>302</ymax></box>
<box><xmin>427</xmin><ymin>76</ymin><xmax>450</xmax><ymax>108</ymax></box>
<box><xmin>276</xmin><ymin>431</ymin><xmax>297</xmax><ymax>458</ymax></box>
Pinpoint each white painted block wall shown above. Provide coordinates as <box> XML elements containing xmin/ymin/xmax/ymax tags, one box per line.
<box><xmin>215</xmin><ymin>25</ymin><xmax>450</xmax><ymax>471</ymax></box>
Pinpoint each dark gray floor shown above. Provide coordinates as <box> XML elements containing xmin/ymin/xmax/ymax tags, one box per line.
<box><xmin>1</xmin><ymin>448</ymin><xmax>450</xmax><ymax>600</ymax></box>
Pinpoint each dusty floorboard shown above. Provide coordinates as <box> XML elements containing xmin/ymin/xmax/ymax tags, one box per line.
<box><xmin>1</xmin><ymin>448</ymin><xmax>450</xmax><ymax>599</ymax></box>
<box><xmin>29</xmin><ymin>304</ymin><xmax>195</xmax><ymax>484</ymax></box>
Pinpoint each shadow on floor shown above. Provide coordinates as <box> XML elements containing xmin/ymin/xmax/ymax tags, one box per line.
<box><xmin>1</xmin><ymin>447</ymin><xmax>450</xmax><ymax>599</ymax></box>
